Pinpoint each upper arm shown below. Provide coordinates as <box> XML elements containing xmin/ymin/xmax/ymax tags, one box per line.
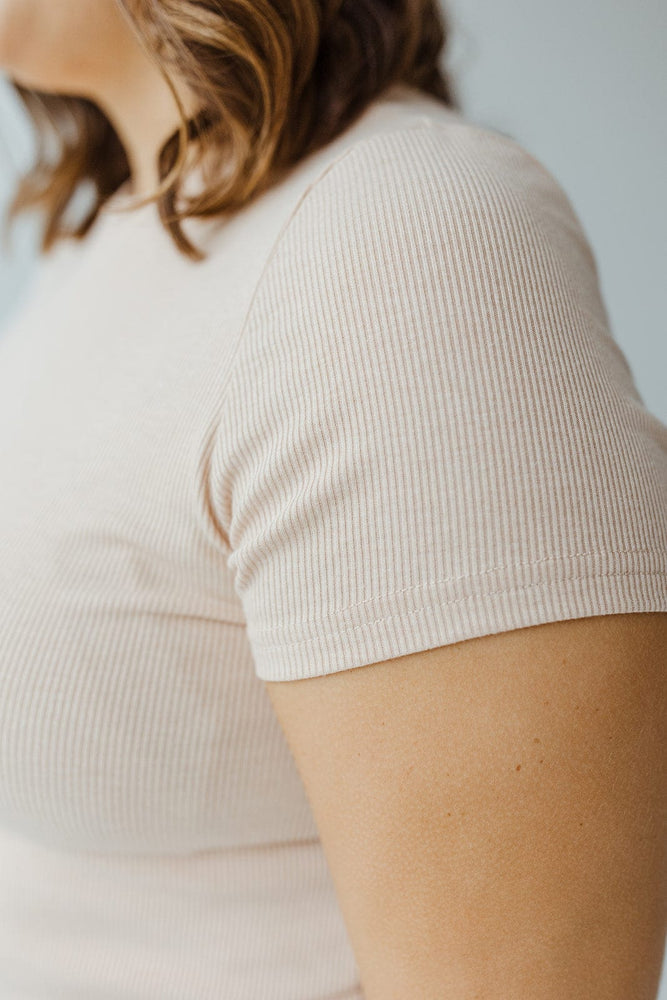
<box><xmin>207</xmin><ymin>120</ymin><xmax>667</xmax><ymax>993</ymax></box>
<box><xmin>265</xmin><ymin>611</ymin><xmax>667</xmax><ymax>999</ymax></box>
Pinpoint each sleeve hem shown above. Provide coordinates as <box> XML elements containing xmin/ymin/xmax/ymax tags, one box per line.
<box><xmin>250</xmin><ymin>548</ymin><xmax>667</xmax><ymax>681</ymax></box>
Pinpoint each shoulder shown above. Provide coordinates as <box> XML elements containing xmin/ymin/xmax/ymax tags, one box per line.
<box><xmin>289</xmin><ymin>113</ymin><xmax>576</xmax><ymax>236</ymax></box>
<box><xmin>246</xmin><ymin>113</ymin><xmax>603</xmax><ymax>337</ymax></box>
<box><xmin>263</xmin><ymin>114</ymin><xmax>598</xmax><ymax>299</ymax></box>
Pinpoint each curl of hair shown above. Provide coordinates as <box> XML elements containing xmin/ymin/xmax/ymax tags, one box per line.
<box><xmin>5</xmin><ymin>0</ymin><xmax>461</xmax><ymax>261</ymax></box>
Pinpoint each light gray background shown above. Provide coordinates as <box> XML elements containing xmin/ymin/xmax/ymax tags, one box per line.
<box><xmin>0</xmin><ymin>0</ymin><xmax>665</xmax><ymax>993</ymax></box>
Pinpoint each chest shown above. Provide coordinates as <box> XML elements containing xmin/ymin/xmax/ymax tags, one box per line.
<box><xmin>0</xmin><ymin>221</ymin><xmax>318</xmax><ymax>856</ymax></box>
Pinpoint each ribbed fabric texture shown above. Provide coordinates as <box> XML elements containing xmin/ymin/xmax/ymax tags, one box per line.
<box><xmin>212</xmin><ymin>117</ymin><xmax>667</xmax><ymax>681</ymax></box>
<box><xmin>0</xmin><ymin>83</ymin><xmax>665</xmax><ymax>996</ymax></box>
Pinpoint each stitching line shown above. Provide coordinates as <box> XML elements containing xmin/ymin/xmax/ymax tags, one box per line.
<box><xmin>252</xmin><ymin>557</ymin><xmax>666</xmax><ymax>649</ymax></box>
<box><xmin>250</xmin><ymin>546</ymin><xmax>663</xmax><ymax>634</ymax></box>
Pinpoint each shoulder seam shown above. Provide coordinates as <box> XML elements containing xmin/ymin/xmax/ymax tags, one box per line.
<box><xmin>216</xmin><ymin>118</ymin><xmax>438</xmax><ymax>409</ymax></box>
<box><xmin>225</xmin><ymin>115</ymin><xmax>558</xmax><ymax>395</ymax></box>
<box><xmin>216</xmin><ymin>111</ymin><xmax>552</xmax><ymax>425</ymax></box>
<box><xmin>206</xmin><ymin>118</ymin><xmax>442</xmax><ymax>547</ymax></box>
<box><xmin>232</xmin><ymin>116</ymin><xmax>542</xmax><ymax>348</ymax></box>
<box><xmin>240</xmin><ymin>120</ymin><xmax>440</xmax><ymax>321</ymax></box>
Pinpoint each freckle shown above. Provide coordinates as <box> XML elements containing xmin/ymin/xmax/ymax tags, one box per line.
<box><xmin>447</xmin><ymin>812</ymin><xmax>451</xmax><ymax>817</ymax></box>
<box><xmin>539</xmin><ymin>759</ymin><xmax>544</xmax><ymax>763</ymax></box>
<box><xmin>579</xmin><ymin>822</ymin><xmax>583</xmax><ymax>827</ymax></box>
<box><xmin>543</xmin><ymin>700</ymin><xmax>550</xmax><ymax>706</ymax></box>
<box><xmin>574</xmin><ymin>704</ymin><xmax>579</xmax><ymax>710</ymax></box>
<box><xmin>533</xmin><ymin>738</ymin><xmax>541</xmax><ymax>744</ymax></box>
<box><xmin>516</xmin><ymin>764</ymin><xmax>521</xmax><ymax>771</ymax></box>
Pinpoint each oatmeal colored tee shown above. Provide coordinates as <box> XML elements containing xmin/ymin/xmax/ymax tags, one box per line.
<box><xmin>0</xmin><ymin>83</ymin><xmax>665</xmax><ymax>997</ymax></box>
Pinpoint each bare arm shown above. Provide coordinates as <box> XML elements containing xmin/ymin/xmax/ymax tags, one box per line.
<box><xmin>266</xmin><ymin>612</ymin><xmax>667</xmax><ymax>999</ymax></box>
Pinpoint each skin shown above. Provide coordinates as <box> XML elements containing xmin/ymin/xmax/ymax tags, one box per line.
<box><xmin>267</xmin><ymin>612</ymin><xmax>667</xmax><ymax>998</ymax></box>
<box><xmin>0</xmin><ymin>0</ymin><xmax>200</xmax><ymax>196</ymax></box>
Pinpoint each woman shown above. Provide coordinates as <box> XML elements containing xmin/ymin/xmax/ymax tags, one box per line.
<box><xmin>0</xmin><ymin>2</ymin><xmax>665</xmax><ymax>998</ymax></box>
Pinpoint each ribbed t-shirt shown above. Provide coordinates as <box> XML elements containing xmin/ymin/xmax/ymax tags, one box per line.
<box><xmin>0</xmin><ymin>82</ymin><xmax>665</xmax><ymax>998</ymax></box>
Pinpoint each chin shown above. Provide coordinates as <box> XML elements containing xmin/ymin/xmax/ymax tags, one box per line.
<box><xmin>0</xmin><ymin>0</ymin><xmax>130</xmax><ymax>96</ymax></box>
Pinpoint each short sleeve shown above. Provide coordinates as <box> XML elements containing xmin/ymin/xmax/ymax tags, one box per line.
<box><xmin>209</xmin><ymin>120</ymin><xmax>667</xmax><ymax>681</ymax></box>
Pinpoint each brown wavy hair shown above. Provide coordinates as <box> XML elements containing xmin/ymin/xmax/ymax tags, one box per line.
<box><xmin>4</xmin><ymin>0</ymin><xmax>460</xmax><ymax>261</ymax></box>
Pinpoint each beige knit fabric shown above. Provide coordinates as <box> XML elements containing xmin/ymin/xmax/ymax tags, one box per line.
<box><xmin>0</xmin><ymin>83</ymin><xmax>665</xmax><ymax>997</ymax></box>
